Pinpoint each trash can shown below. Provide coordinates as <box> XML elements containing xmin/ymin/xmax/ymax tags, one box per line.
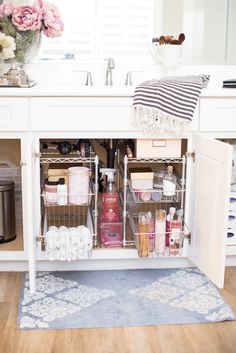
<box><xmin>0</xmin><ymin>181</ymin><xmax>16</xmax><ymax>243</ymax></box>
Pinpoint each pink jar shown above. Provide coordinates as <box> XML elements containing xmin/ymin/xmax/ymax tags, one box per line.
<box><xmin>45</xmin><ymin>180</ymin><xmax>58</xmax><ymax>205</ymax></box>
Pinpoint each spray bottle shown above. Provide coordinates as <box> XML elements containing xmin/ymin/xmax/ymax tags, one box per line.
<box><xmin>100</xmin><ymin>168</ymin><xmax>119</xmax><ymax>222</ymax></box>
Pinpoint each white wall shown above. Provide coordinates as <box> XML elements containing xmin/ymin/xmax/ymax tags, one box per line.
<box><xmin>226</xmin><ymin>0</ymin><xmax>236</xmax><ymax>64</ymax></box>
<box><xmin>161</xmin><ymin>0</ymin><xmax>228</xmax><ymax>64</ymax></box>
<box><xmin>162</xmin><ymin>0</ymin><xmax>184</xmax><ymax>37</ymax></box>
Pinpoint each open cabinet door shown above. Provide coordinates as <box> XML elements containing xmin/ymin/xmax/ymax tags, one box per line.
<box><xmin>188</xmin><ymin>134</ymin><xmax>232</xmax><ymax>288</ymax></box>
<box><xmin>27</xmin><ymin>137</ymin><xmax>40</xmax><ymax>294</ymax></box>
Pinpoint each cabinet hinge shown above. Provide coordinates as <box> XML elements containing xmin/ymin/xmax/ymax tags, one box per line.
<box><xmin>20</xmin><ymin>161</ymin><xmax>27</xmax><ymax>167</ymax></box>
<box><xmin>34</xmin><ymin>152</ymin><xmax>41</xmax><ymax>158</ymax></box>
<box><xmin>184</xmin><ymin>232</ymin><xmax>191</xmax><ymax>244</ymax></box>
<box><xmin>185</xmin><ymin>151</ymin><xmax>195</xmax><ymax>162</ymax></box>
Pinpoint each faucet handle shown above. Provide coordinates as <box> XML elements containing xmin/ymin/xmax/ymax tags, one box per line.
<box><xmin>85</xmin><ymin>71</ymin><xmax>93</xmax><ymax>86</ymax></box>
<box><xmin>73</xmin><ymin>70</ymin><xmax>93</xmax><ymax>86</ymax></box>
<box><xmin>125</xmin><ymin>70</ymin><xmax>144</xmax><ymax>86</ymax></box>
<box><xmin>105</xmin><ymin>57</ymin><xmax>115</xmax><ymax>69</ymax></box>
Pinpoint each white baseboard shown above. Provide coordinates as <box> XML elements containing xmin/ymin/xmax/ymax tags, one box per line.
<box><xmin>226</xmin><ymin>256</ymin><xmax>236</xmax><ymax>266</ymax></box>
<box><xmin>1</xmin><ymin>256</ymin><xmax>236</xmax><ymax>272</ymax></box>
<box><xmin>0</xmin><ymin>257</ymin><xmax>193</xmax><ymax>272</ymax></box>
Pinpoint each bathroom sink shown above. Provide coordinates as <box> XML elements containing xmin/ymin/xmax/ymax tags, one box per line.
<box><xmin>37</xmin><ymin>81</ymin><xmax>135</xmax><ymax>96</ymax></box>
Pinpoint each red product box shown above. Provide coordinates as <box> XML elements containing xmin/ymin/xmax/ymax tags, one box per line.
<box><xmin>99</xmin><ymin>218</ymin><xmax>123</xmax><ymax>247</ymax></box>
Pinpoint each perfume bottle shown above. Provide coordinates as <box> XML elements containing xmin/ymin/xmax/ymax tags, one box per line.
<box><xmin>163</xmin><ymin>166</ymin><xmax>176</xmax><ymax>197</ymax></box>
<box><xmin>138</xmin><ymin>212</ymin><xmax>149</xmax><ymax>257</ymax></box>
<box><xmin>166</xmin><ymin>207</ymin><xmax>176</xmax><ymax>247</ymax></box>
<box><xmin>169</xmin><ymin>211</ymin><xmax>182</xmax><ymax>256</ymax></box>
<box><xmin>155</xmin><ymin>209</ymin><xmax>166</xmax><ymax>255</ymax></box>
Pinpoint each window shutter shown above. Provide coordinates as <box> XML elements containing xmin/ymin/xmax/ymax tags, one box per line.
<box><xmin>39</xmin><ymin>0</ymin><xmax>154</xmax><ymax>61</ymax></box>
<box><xmin>96</xmin><ymin>0</ymin><xmax>154</xmax><ymax>61</ymax></box>
<box><xmin>39</xmin><ymin>0</ymin><xmax>94</xmax><ymax>60</ymax></box>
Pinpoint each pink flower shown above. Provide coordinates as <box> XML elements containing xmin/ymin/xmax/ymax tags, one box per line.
<box><xmin>37</xmin><ymin>0</ymin><xmax>43</xmax><ymax>7</ymax></box>
<box><xmin>41</xmin><ymin>2</ymin><xmax>64</xmax><ymax>38</ymax></box>
<box><xmin>12</xmin><ymin>5</ymin><xmax>43</xmax><ymax>31</ymax></box>
<box><xmin>0</xmin><ymin>3</ymin><xmax>13</xmax><ymax>17</ymax></box>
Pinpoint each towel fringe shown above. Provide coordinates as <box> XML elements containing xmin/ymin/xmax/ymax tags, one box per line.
<box><xmin>133</xmin><ymin>105</ymin><xmax>190</xmax><ymax>136</ymax></box>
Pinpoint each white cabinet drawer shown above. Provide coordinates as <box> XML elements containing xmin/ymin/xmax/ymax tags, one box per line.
<box><xmin>0</xmin><ymin>98</ymin><xmax>28</xmax><ymax>131</ymax></box>
<box><xmin>30</xmin><ymin>97</ymin><xmax>138</xmax><ymax>132</ymax></box>
<box><xmin>227</xmin><ymin>227</ymin><xmax>236</xmax><ymax>245</ymax></box>
<box><xmin>228</xmin><ymin>211</ymin><xmax>236</xmax><ymax>227</ymax></box>
<box><xmin>229</xmin><ymin>192</ymin><xmax>236</xmax><ymax>211</ymax></box>
<box><xmin>199</xmin><ymin>98</ymin><xmax>236</xmax><ymax>131</ymax></box>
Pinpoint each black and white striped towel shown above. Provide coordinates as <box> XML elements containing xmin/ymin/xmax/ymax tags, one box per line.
<box><xmin>133</xmin><ymin>75</ymin><xmax>210</xmax><ymax>135</ymax></box>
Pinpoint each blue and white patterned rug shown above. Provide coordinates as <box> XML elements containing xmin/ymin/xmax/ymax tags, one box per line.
<box><xmin>18</xmin><ymin>268</ymin><xmax>235</xmax><ymax>329</ymax></box>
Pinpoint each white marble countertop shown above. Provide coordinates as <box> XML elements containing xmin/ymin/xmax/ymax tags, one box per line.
<box><xmin>1</xmin><ymin>63</ymin><xmax>236</xmax><ymax>97</ymax></box>
<box><xmin>0</xmin><ymin>81</ymin><xmax>236</xmax><ymax>97</ymax></box>
<box><xmin>0</xmin><ymin>83</ymin><xmax>135</xmax><ymax>97</ymax></box>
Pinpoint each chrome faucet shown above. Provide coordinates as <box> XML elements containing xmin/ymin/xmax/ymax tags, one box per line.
<box><xmin>84</xmin><ymin>71</ymin><xmax>93</xmax><ymax>86</ymax></box>
<box><xmin>125</xmin><ymin>70</ymin><xmax>144</xmax><ymax>86</ymax></box>
<box><xmin>73</xmin><ymin>70</ymin><xmax>93</xmax><ymax>86</ymax></box>
<box><xmin>105</xmin><ymin>58</ymin><xmax>115</xmax><ymax>85</ymax></box>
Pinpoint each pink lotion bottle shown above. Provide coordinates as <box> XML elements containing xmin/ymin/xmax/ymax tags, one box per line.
<box><xmin>169</xmin><ymin>211</ymin><xmax>182</xmax><ymax>256</ymax></box>
<box><xmin>147</xmin><ymin>211</ymin><xmax>155</xmax><ymax>252</ymax></box>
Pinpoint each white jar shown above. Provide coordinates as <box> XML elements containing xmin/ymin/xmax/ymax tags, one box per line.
<box><xmin>68</xmin><ymin>167</ymin><xmax>89</xmax><ymax>205</ymax></box>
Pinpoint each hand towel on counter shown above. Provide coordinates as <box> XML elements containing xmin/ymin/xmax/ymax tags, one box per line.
<box><xmin>133</xmin><ymin>75</ymin><xmax>210</xmax><ymax>135</ymax></box>
<box><xmin>223</xmin><ymin>79</ymin><xmax>236</xmax><ymax>88</ymax></box>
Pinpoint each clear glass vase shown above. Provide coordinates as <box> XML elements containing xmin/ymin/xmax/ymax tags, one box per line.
<box><xmin>7</xmin><ymin>30</ymin><xmax>41</xmax><ymax>86</ymax></box>
<box><xmin>14</xmin><ymin>30</ymin><xmax>41</xmax><ymax>64</ymax></box>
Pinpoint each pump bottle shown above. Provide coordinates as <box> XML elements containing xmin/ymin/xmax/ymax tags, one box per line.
<box><xmin>100</xmin><ymin>168</ymin><xmax>119</xmax><ymax>222</ymax></box>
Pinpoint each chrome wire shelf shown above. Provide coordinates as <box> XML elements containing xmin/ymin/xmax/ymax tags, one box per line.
<box><xmin>127</xmin><ymin>212</ymin><xmax>189</xmax><ymax>258</ymax></box>
<box><xmin>127</xmin><ymin>156</ymin><xmax>185</xmax><ymax>164</ymax></box>
<box><xmin>39</xmin><ymin>152</ymin><xmax>96</xmax><ymax>164</ymax></box>
<box><xmin>122</xmin><ymin>154</ymin><xmax>187</xmax><ymax>249</ymax></box>
<box><xmin>41</xmin><ymin>200</ymin><xmax>95</xmax><ymax>231</ymax></box>
<box><xmin>38</xmin><ymin>201</ymin><xmax>96</xmax><ymax>260</ymax></box>
<box><xmin>39</xmin><ymin>150</ymin><xmax>99</xmax><ymax>251</ymax></box>
<box><xmin>37</xmin><ymin>232</ymin><xmax>94</xmax><ymax>261</ymax></box>
<box><xmin>127</xmin><ymin>179</ymin><xmax>184</xmax><ymax>204</ymax></box>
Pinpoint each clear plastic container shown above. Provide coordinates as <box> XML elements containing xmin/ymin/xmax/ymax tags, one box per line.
<box><xmin>153</xmin><ymin>169</ymin><xmax>166</xmax><ymax>189</ymax></box>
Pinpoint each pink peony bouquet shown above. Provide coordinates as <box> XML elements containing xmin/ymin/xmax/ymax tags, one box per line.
<box><xmin>0</xmin><ymin>0</ymin><xmax>64</xmax><ymax>61</ymax></box>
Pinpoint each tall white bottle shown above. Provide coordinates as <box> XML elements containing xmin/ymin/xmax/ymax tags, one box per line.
<box><xmin>163</xmin><ymin>165</ymin><xmax>176</xmax><ymax>197</ymax></box>
<box><xmin>57</xmin><ymin>178</ymin><xmax>68</xmax><ymax>205</ymax></box>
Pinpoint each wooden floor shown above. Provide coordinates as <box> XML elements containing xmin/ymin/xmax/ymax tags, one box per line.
<box><xmin>1</xmin><ymin>268</ymin><xmax>236</xmax><ymax>353</ymax></box>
